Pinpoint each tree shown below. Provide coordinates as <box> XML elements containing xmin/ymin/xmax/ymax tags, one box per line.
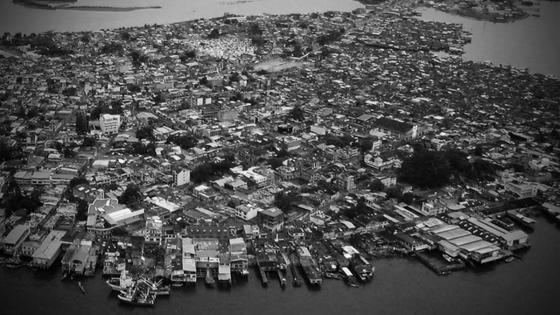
<box><xmin>82</xmin><ymin>137</ymin><xmax>96</xmax><ymax>147</ymax></box>
<box><xmin>167</xmin><ymin>134</ymin><xmax>198</xmax><ymax>150</ymax></box>
<box><xmin>76</xmin><ymin>111</ymin><xmax>89</xmax><ymax>135</ymax></box>
<box><xmin>385</xmin><ymin>186</ymin><xmax>403</xmax><ymax>199</ymax></box>
<box><xmin>358</xmin><ymin>139</ymin><xmax>374</xmax><ymax>153</ymax></box>
<box><xmin>0</xmin><ymin>139</ymin><xmax>16</xmax><ymax>162</ymax></box>
<box><xmin>474</xmin><ymin>144</ymin><xmax>484</xmax><ymax>156</ymax></box>
<box><xmin>127</xmin><ymin>83</ymin><xmax>142</xmax><ymax>93</ymax></box>
<box><xmin>398</xmin><ymin>149</ymin><xmax>451</xmax><ymax>189</ymax></box>
<box><xmin>76</xmin><ymin>199</ymin><xmax>89</xmax><ymax>221</ymax></box>
<box><xmin>289</xmin><ymin>105</ymin><xmax>305</xmax><ymax>121</ymax></box>
<box><xmin>69</xmin><ymin>176</ymin><xmax>89</xmax><ymax>189</ymax></box>
<box><xmin>208</xmin><ymin>28</ymin><xmax>220</xmax><ymax>39</ymax></box>
<box><xmin>368</xmin><ymin>179</ymin><xmax>385</xmax><ymax>192</ymax></box>
<box><xmin>180</xmin><ymin>49</ymin><xmax>196</xmax><ymax>62</ymax></box>
<box><xmin>119</xmin><ymin>184</ymin><xmax>142</xmax><ymax>208</ymax></box>
<box><xmin>274</xmin><ymin>190</ymin><xmax>298</xmax><ymax>213</ymax></box>
<box><xmin>136</xmin><ymin>126</ymin><xmax>154</xmax><ymax>140</ymax></box>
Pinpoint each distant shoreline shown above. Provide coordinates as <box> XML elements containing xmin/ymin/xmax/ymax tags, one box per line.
<box><xmin>13</xmin><ymin>0</ymin><xmax>162</xmax><ymax>12</ymax></box>
<box><xmin>60</xmin><ymin>6</ymin><xmax>162</xmax><ymax>12</ymax></box>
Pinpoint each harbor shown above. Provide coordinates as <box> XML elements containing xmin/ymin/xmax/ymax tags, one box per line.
<box><xmin>2</xmin><ymin>217</ymin><xmax>560</xmax><ymax>315</ymax></box>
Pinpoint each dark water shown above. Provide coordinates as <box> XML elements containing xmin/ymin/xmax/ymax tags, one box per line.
<box><xmin>419</xmin><ymin>1</ymin><xmax>560</xmax><ymax>78</ymax></box>
<box><xmin>2</xmin><ymin>216</ymin><xmax>560</xmax><ymax>315</ymax></box>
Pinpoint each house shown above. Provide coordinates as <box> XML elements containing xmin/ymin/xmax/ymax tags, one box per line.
<box><xmin>173</xmin><ymin>168</ymin><xmax>191</xmax><ymax>187</ymax></box>
<box><xmin>373</xmin><ymin>117</ymin><xmax>417</xmax><ymax>139</ymax></box>
<box><xmin>32</xmin><ymin>230</ymin><xmax>66</xmax><ymax>269</ymax></box>
<box><xmin>1</xmin><ymin>224</ymin><xmax>30</xmax><ymax>255</ymax></box>
<box><xmin>99</xmin><ymin>114</ymin><xmax>121</xmax><ymax>135</ymax></box>
<box><xmin>234</xmin><ymin>204</ymin><xmax>259</xmax><ymax>221</ymax></box>
<box><xmin>258</xmin><ymin>207</ymin><xmax>284</xmax><ymax>231</ymax></box>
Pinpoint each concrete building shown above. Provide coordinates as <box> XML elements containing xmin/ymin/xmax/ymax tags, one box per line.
<box><xmin>32</xmin><ymin>230</ymin><xmax>66</xmax><ymax>269</ymax></box>
<box><xmin>173</xmin><ymin>168</ymin><xmax>191</xmax><ymax>187</ymax></box>
<box><xmin>1</xmin><ymin>224</ymin><xmax>30</xmax><ymax>255</ymax></box>
<box><xmin>373</xmin><ymin>117</ymin><xmax>417</xmax><ymax>139</ymax></box>
<box><xmin>258</xmin><ymin>207</ymin><xmax>284</xmax><ymax>231</ymax></box>
<box><xmin>99</xmin><ymin>114</ymin><xmax>121</xmax><ymax>135</ymax></box>
<box><xmin>234</xmin><ymin>204</ymin><xmax>258</xmax><ymax>221</ymax></box>
<box><xmin>504</xmin><ymin>181</ymin><xmax>537</xmax><ymax>199</ymax></box>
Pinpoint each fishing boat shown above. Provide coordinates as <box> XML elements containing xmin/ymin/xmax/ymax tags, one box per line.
<box><xmin>106</xmin><ymin>270</ymin><xmax>134</xmax><ymax>291</ymax></box>
<box><xmin>118</xmin><ymin>285</ymin><xmax>156</xmax><ymax>306</ymax></box>
<box><xmin>78</xmin><ymin>281</ymin><xmax>86</xmax><ymax>294</ymax></box>
<box><xmin>138</xmin><ymin>278</ymin><xmax>171</xmax><ymax>296</ymax></box>
<box><xmin>4</xmin><ymin>257</ymin><xmax>22</xmax><ymax>269</ymax></box>
<box><xmin>341</xmin><ymin>267</ymin><xmax>360</xmax><ymax>288</ymax></box>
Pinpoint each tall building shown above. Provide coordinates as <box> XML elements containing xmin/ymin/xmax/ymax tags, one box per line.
<box><xmin>99</xmin><ymin>114</ymin><xmax>121</xmax><ymax>135</ymax></box>
<box><xmin>173</xmin><ymin>169</ymin><xmax>191</xmax><ymax>186</ymax></box>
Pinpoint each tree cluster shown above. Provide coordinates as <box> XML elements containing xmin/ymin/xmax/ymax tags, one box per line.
<box><xmin>190</xmin><ymin>156</ymin><xmax>235</xmax><ymax>183</ymax></box>
<box><xmin>167</xmin><ymin>134</ymin><xmax>198</xmax><ymax>150</ymax></box>
<box><xmin>398</xmin><ymin>148</ymin><xmax>500</xmax><ymax>189</ymax></box>
<box><xmin>90</xmin><ymin>100</ymin><xmax>123</xmax><ymax>119</ymax></box>
<box><xmin>323</xmin><ymin>133</ymin><xmax>353</xmax><ymax>148</ymax></box>
<box><xmin>274</xmin><ymin>190</ymin><xmax>299</xmax><ymax>212</ymax></box>
<box><xmin>118</xmin><ymin>184</ymin><xmax>142</xmax><ymax>209</ymax></box>
<box><xmin>136</xmin><ymin>126</ymin><xmax>155</xmax><ymax>141</ymax></box>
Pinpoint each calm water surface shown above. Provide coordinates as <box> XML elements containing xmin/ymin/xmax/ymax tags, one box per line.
<box><xmin>0</xmin><ymin>0</ymin><xmax>363</xmax><ymax>34</ymax></box>
<box><xmin>419</xmin><ymin>1</ymin><xmax>560</xmax><ymax>78</ymax></box>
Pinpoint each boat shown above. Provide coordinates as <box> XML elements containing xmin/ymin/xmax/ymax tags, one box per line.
<box><xmin>341</xmin><ymin>267</ymin><xmax>360</xmax><ymax>288</ymax></box>
<box><xmin>106</xmin><ymin>270</ymin><xmax>134</xmax><ymax>291</ymax></box>
<box><xmin>118</xmin><ymin>286</ymin><xmax>157</xmax><ymax>306</ymax></box>
<box><xmin>78</xmin><ymin>281</ymin><xmax>86</xmax><ymax>294</ymax></box>
<box><xmin>138</xmin><ymin>278</ymin><xmax>171</xmax><ymax>296</ymax></box>
<box><xmin>505</xmin><ymin>256</ymin><xmax>515</xmax><ymax>263</ymax></box>
<box><xmin>350</xmin><ymin>254</ymin><xmax>374</xmax><ymax>282</ymax></box>
<box><xmin>4</xmin><ymin>257</ymin><xmax>22</xmax><ymax>269</ymax></box>
<box><xmin>506</xmin><ymin>211</ymin><xmax>536</xmax><ymax>231</ymax></box>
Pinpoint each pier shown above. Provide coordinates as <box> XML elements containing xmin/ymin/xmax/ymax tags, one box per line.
<box><xmin>257</xmin><ymin>265</ymin><xmax>268</xmax><ymax>287</ymax></box>
<box><xmin>277</xmin><ymin>270</ymin><xmax>286</xmax><ymax>288</ymax></box>
<box><xmin>288</xmin><ymin>253</ymin><xmax>302</xmax><ymax>287</ymax></box>
<box><xmin>415</xmin><ymin>252</ymin><xmax>465</xmax><ymax>275</ymax></box>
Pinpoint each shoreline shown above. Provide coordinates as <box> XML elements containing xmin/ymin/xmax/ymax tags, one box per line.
<box><xmin>60</xmin><ymin>6</ymin><xmax>162</xmax><ymax>12</ymax></box>
<box><xmin>12</xmin><ymin>0</ymin><xmax>163</xmax><ymax>12</ymax></box>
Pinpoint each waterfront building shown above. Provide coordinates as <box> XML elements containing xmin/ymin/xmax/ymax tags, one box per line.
<box><xmin>32</xmin><ymin>230</ymin><xmax>66</xmax><ymax>269</ymax></box>
<box><xmin>1</xmin><ymin>224</ymin><xmax>30</xmax><ymax>255</ymax></box>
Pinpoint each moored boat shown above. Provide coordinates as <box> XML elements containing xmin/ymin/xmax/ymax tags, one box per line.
<box><xmin>106</xmin><ymin>270</ymin><xmax>134</xmax><ymax>291</ymax></box>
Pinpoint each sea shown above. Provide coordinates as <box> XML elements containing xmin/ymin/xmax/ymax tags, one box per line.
<box><xmin>1</xmin><ymin>1</ymin><xmax>560</xmax><ymax>314</ymax></box>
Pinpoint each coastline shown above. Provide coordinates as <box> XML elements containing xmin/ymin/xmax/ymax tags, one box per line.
<box><xmin>12</xmin><ymin>0</ymin><xmax>162</xmax><ymax>12</ymax></box>
<box><xmin>59</xmin><ymin>6</ymin><xmax>162</xmax><ymax>12</ymax></box>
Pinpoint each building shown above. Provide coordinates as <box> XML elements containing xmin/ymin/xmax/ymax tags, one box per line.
<box><xmin>234</xmin><ymin>204</ymin><xmax>259</xmax><ymax>221</ymax></box>
<box><xmin>229</xmin><ymin>238</ymin><xmax>249</xmax><ymax>275</ymax></box>
<box><xmin>258</xmin><ymin>207</ymin><xmax>284</xmax><ymax>231</ymax></box>
<box><xmin>145</xmin><ymin>216</ymin><xmax>163</xmax><ymax>244</ymax></box>
<box><xmin>173</xmin><ymin>169</ymin><xmax>191</xmax><ymax>187</ymax></box>
<box><xmin>99</xmin><ymin>114</ymin><xmax>121</xmax><ymax>135</ymax></box>
<box><xmin>32</xmin><ymin>230</ymin><xmax>66</xmax><ymax>269</ymax></box>
<box><xmin>373</xmin><ymin>117</ymin><xmax>417</xmax><ymax>139</ymax></box>
<box><xmin>1</xmin><ymin>224</ymin><xmax>30</xmax><ymax>255</ymax></box>
<box><xmin>504</xmin><ymin>181</ymin><xmax>537</xmax><ymax>199</ymax></box>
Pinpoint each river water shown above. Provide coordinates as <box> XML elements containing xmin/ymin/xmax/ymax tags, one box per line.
<box><xmin>418</xmin><ymin>1</ymin><xmax>560</xmax><ymax>78</ymax></box>
<box><xmin>1</xmin><ymin>216</ymin><xmax>560</xmax><ymax>315</ymax></box>
<box><xmin>0</xmin><ymin>0</ymin><xmax>363</xmax><ymax>34</ymax></box>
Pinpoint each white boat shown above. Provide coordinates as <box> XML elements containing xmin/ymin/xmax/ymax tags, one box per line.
<box><xmin>106</xmin><ymin>270</ymin><xmax>134</xmax><ymax>291</ymax></box>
